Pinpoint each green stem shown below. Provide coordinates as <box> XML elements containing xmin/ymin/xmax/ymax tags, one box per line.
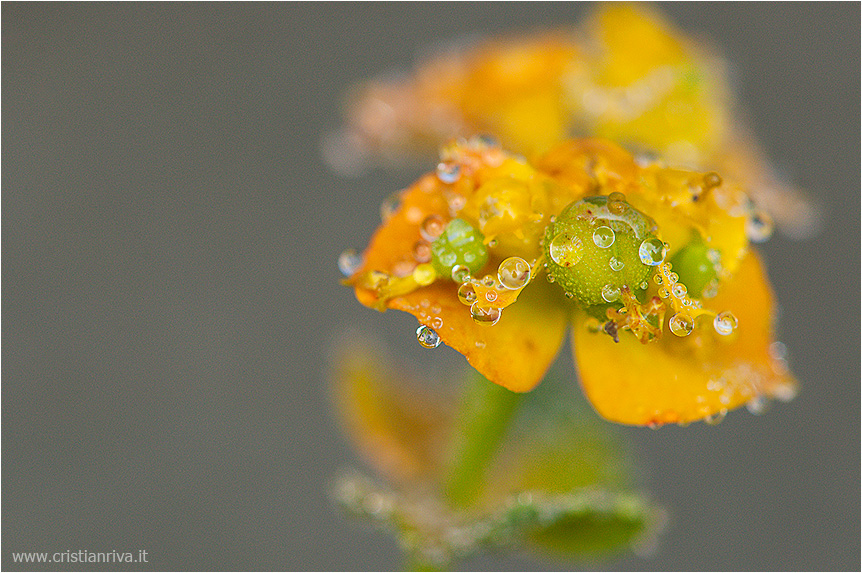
<box><xmin>442</xmin><ymin>372</ymin><xmax>524</xmax><ymax>508</ymax></box>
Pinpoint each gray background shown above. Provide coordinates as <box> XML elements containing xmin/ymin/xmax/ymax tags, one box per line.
<box><xmin>3</xmin><ymin>3</ymin><xmax>859</xmax><ymax>571</ymax></box>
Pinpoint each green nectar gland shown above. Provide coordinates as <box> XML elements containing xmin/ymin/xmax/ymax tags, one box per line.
<box><xmin>544</xmin><ymin>194</ymin><xmax>665</xmax><ymax>308</ymax></box>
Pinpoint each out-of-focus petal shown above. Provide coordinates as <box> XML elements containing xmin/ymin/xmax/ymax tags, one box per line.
<box><xmin>572</xmin><ymin>251</ymin><xmax>796</xmax><ymax>426</ymax></box>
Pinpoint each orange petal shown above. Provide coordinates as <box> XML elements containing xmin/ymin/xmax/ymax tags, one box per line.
<box><xmin>572</xmin><ymin>250</ymin><xmax>797</xmax><ymax>426</ymax></box>
<box><xmin>391</xmin><ymin>278</ymin><xmax>569</xmax><ymax>393</ymax></box>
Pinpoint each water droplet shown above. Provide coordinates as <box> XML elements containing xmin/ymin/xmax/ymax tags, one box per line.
<box><xmin>416</xmin><ymin>325</ymin><xmax>441</xmax><ymax>348</ymax></box>
<box><xmin>471</xmin><ymin>303</ymin><xmax>501</xmax><ymax>326</ymax></box>
<box><xmin>338</xmin><ymin>249</ymin><xmax>362</xmax><ymax>276</ymax></box>
<box><xmin>475</xmin><ymin>340</ymin><xmax>486</xmax><ymax>349</ymax></box>
<box><xmin>702</xmin><ymin>278</ymin><xmax>719</xmax><ymax>299</ymax></box>
<box><xmin>601</xmin><ymin>284</ymin><xmax>621</xmax><ymax>302</ymax></box>
<box><xmin>609</xmin><ymin>256</ymin><xmax>625</xmax><ymax>271</ymax></box>
<box><xmin>380</xmin><ymin>192</ymin><xmax>402</xmax><ymax>221</ymax></box>
<box><xmin>668</xmin><ymin>272</ymin><xmax>679</xmax><ymax>283</ymax></box>
<box><xmin>420</xmin><ymin>214</ymin><xmax>446</xmax><ymax>242</ymax></box>
<box><xmin>669</xmin><ymin>313</ymin><xmax>694</xmax><ymax>336</ymax></box>
<box><xmin>769</xmin><ymin>341</ymin><xmax>788</xmax><ymax>361</ymax></box>
<box><xmin>487</xmin><ymin>238</ymin><xmax>498</xmax><ymax>248</ymax></box>
<box><xmin>639</xmin><ymin>280</ymin><xmax>649</xmax><ymax>290</ymax></box>
<box><xmin>436</xmin><ymin>161</ymin><xmax>461</xmax><ymax>184</ymax></box>
<box><xmin>412</xmin><ymin>263</ymin><xmax>436</xmax><ymax>286</ymax></box>
<box><xmin>497</xmin><ymin>257</ymin><xmax>531</xmax><ymax>289</ymax></box>
<box><xmin>451</xmin><ymin>265</ymin><xmax>471</xmax><ymax>283</ymax></box>
<box><xmin>671</xmin><ymin>283</ymin><xmax>687</xmax><ymax>299</ymax></box>
<box><xmin>638</xmin><ymin>237</ymin><xmax>666</xmax><ymax>266</ymax></box>
<box><xmin>482</xmin><ymin>275</ymin><xmax>496</xmax><ymax>288</ymax></box>
<box><xmin>457</xmin><ymin>283</ymin><xmax>477</xmax><ymax>305</ymax></box>
<box><xmin>746</xmin><ymin>209</ymin><xmax>774</xmax><ymax>243</ymax></box>
<box><xmin>413</xmin><ymin>241</ymin><xmax>432</xmax><ymax>263</ymax></box>
<box><xmin>658</xmin><ymin>287</ymin><xmax>669</xmax><ymax>298</ymax></box>
<box><xmin>746</xmin><ymin>395</ymin><xmax>769</xmax><ymax>415</ymax></box>
<box><xmin>593</xmin><ymin>226</ymin><xmax>615</xmax><ymax>248</ymax></box>
<box><xmin>549</xmin><ymin>232</ymin><xmax>584</xmax><ymax>267</ymax></box>
<box><xmin>713</xmin><ymin>311</ymin><xmax>738</xmax><ymax>335</ymax></box>
<box><xmin>703</xmin><ymin>171</ymin><xmax>722</xmax><ymax>189</ymax></box>
<box><xmin>431</xmin><ymin>316</ymin><xmax>444</xmax><ymax>330</ymax></box>
<box><xmin>654</xmin><ymin>274</ymin><xmax>664</xmax><ymax>285</ymax></box>
<box><xmin>704</xmin><ymin>409</ymin><xmax>727</xmax><ymax>425</ymax></box>
<box><xmin>485</xmin><ymin>290</ymin><xmax>498</xmax><ymax>303</ymax></box>
<box><xmin>447</xmin><ymin>193</ymin><xmax>466</xmax><ymax>213</ymax></box>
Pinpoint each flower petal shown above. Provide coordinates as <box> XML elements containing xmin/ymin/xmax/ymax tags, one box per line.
<box><xmin>572</xmin><ymin>250</ymin><xmax>797</xmax><ymax>426</ymax></box>
<box><xmin>390</xmin><ymin>278</ymin><xmax>569</xmax><ymax>393</ymax></box>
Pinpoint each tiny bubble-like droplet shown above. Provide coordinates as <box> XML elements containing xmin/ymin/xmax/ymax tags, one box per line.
<box><xmin>338</xmin><ymin>249</ymin><xmax>362</xmax><ymax>277</ymax></box>
<box><xmin>436</xmin><ymin>161</ymin><xmax>461</xmax><ymax>184</ymax></box>
<box><xmin>413</xmin><ymin>241</ymin><xmax>432</xmax><ymax>263</ymax></box>
<box><xmin>497</xmin><ymin>257</ymin><xmax>531</xmax><ymax>289</ymax></box>
<box><xmin>639</xmin><ymin>237</ymin><xmax>666</xmax><ymax>266</ymax></box>
<box><xmin>609</xmin><ymin>256</ymin><xmax>625</xmax><ymax>271</ymax></box>
<box><xmin>601</xmin><ymin>284</ymin><xmax>621</xmax><ymax>302</ymax></box>
<box><xmin>548</xmin><ymin>232</ymin><xmax>584</xmax><ymax>267</ymax></box>
<box><xmin>430</xmin><ymin>316</ymin><xmax>444</xmax><ymax>330</ymax></box>
<box><xmin>746</xmin><ymin>209</ymin><xmax>774</xmax><ymax>243</ymax></box>
<box><xmin>451</xmin><ymin>265</ymin><xmax>471</xmax><ymax>283</ymax></box>
<box><xmin>420</xmin><ymin>214</ymin><xmax>446</xmax><ymax>242</ymax></box>
<box><xmin>672</xmin><ymin>283</ymin><xmax>687</xmax><ymax>299</ymax></box>
<box><xmin>470</xmin><ymin>303</ymin><xmax>501</xmax><ymax>326</ymax></box>
<box><xmin>380</xmin><ymin>192</ymin><xmax>402</xmax><ymax>221</ymax></box>
<box><xmin>416</xmin><ymin>325</ymin><xmax>441</xmax><ymax>348</ymax></box>
<box><xmin>713</xmin><ymin>311</ymin><xmax>738</xmax><ymax>335</ymax></box>
<box><xmin>457</xmin><ymin>282</ymin><xmax>477</xmax><ymax>305</ymax></box>
<box><xmin>669</xmin><ymin>313</ymin><xmax>694</xmax><ymax>337</ymax></box>
<box><xmin>593</xmin><ymin>226</ymin><xmax>615</xmax><ymax>248</ymax></box>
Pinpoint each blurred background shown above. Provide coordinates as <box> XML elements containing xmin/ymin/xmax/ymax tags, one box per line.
<box><xmin>3</xmin><ymin>3</ymin><xmax>859</xmax><ymax>570</ymax></box>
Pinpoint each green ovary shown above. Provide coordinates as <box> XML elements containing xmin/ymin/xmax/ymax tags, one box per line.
<box><xmin>544</xmin><ymin>196</ymin><xmax>660</xmax><ymax>308</ymax></box>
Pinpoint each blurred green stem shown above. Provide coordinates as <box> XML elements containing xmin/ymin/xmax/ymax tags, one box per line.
<box><xmin>442</xmin><ymin>373</ymin><xmax>524</xmax><ymax>508</ymax></box>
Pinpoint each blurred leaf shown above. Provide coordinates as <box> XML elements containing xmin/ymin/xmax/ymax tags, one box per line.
<box><xmin>334</xmin><ymin>470</ymin><xmax>664</xmax><ymax>568</ymax></box>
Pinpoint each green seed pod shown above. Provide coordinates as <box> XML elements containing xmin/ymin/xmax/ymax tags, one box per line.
<box><xmin>430</xmin><ymin>218</ymin><xmax>489</xmax><ymax>279</ymax></box>
<box><xmin>668</xmin><ymin>235</ymin><xmax>719</xmax><ymax>298</ymax></box>
<box><xmin>544</xmin><ymin>195</ymin><xmax>663</xmax><ymax>307</ymax></box>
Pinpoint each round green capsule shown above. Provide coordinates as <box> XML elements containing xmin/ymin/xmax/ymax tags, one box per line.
<box><xmin>544</xmin><ymin>195</ymin><xmax>659</xmax><ymax>308</ymax></box>
<box><xmin>668</xmin><ymin>236</ymin><xmax>719</xmax><ymax>298</ymax></box>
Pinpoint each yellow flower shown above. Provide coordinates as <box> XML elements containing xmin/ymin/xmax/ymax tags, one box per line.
<box><xmin>343</xmin><ymin>137</ymin><xmax>797</xmax><ymax>427</ymax></box>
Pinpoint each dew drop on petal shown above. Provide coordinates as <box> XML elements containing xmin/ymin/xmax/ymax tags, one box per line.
<box><xmin>485</xmin><ymin>290</ymin><xmax>498</xmax><ymax>303</ymax></box>
<box><xmin>746</xmin><ymin>209</ymin><xmax>774</xmax><ymax>243</ymax></box>
<box><xmin>430</xmin><ymin>316</ymin><xmax>444</xmax><ymax>330</ymax></box>
<box><xmin>380</xmin><ymin>192</ymin><xmax>402</xmax><ymax>222</ymax></box>
<box><xmin>609</xmin><ymin>256</ymin><xmax>625</xmax><ymax>271</ymax></box>
<box><xmin>482</xmin><ymin>275</ymin><xmax>496</xmax><ymax>288</ymax></box>
<box><xmin>549</xmin><ymin>233</ymin><xmax>584</xmax><ymax>267</ymax></box>
<box><xmin>420</xmin><ymin>214</ymin><xmax>446</xmax><ymax>242</ymax></box>
<box><xmin>658</xmin><ymin>287</ymin><xmax>669</xmax><ymax>298</ymax></box>
<box><xmin>639</xmin><ymin>237</ymin><xmax>666</xmax><ymax>266</ymax></box>
<box><xmin>416</xmin><ymin>325</ymin><xmax>441</xmax><ymax>348</ymax></box>
<box><xmin>457</xmin><ymin>282</ymin><xmax>477</xmax><ymax>305</ymax></box>
<box><xmin>672</xmin><ymin>283</ymin><xmax>687</xmax><ymax>299</ymax></box>
<box><xmin>451</xmin><ymin>265</ymin><xmax>471</xmax><ymax>283</ymax></box>
<box><xmin>669</xmin><ymin>313</ymin><xmax>694</xmax><ymax>336</ymax></box>
<box><xmin>713</xmin><ymin>310</ymin><xmax>738</xmax><ymax>335</ymax></box>
<box><xmin>704</xmin><ymin>409</ymin><xmax>727</xmax><ymax>425</ymax></box>
<box><xmin>593</xmin><ymin>226</ymin><xmax>615</xmax><ymax>248</ymax></box>
<box><xmin>470</xmin><ymin>303</ymin><xmax>501</xmax><ymax>326</ymax></box>
<box><xmin>338</xmin><ymin>249</ymin><xmax>362</xmax><ymax>276</ymax></box>
<box><xmin>497</xmin><ymin>257</ymin><xmax>531</xmax><ymax>289</ymax></box>
<box><xmin>607</xmin><ymin>192</ymin><xmax>627</xmax><ymax>215</ymax></box>
<box><xmin>436</xmin><ymin>161</ymin><xmax>461</xmax><ymax>184</ymax></box>
<box><xmin>413</xmin><ymin>241</ymin><xmax>432</xmax><ymax>263</ymax></box>
<box><xmin>601</xmin><ymin>284</ymin><xmax>621</xmax><ymax>302</ymax></box>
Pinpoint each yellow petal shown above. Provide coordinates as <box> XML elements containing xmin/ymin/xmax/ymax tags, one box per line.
<box><xmin>390</xmin><ymin>277</ymin><xmax>569</xmax><ymax>393</ymax></box>
<box><xmin>572</xmin><ymin>251</ymin><xmax>796</xmax><ymax>426</ymax></box>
